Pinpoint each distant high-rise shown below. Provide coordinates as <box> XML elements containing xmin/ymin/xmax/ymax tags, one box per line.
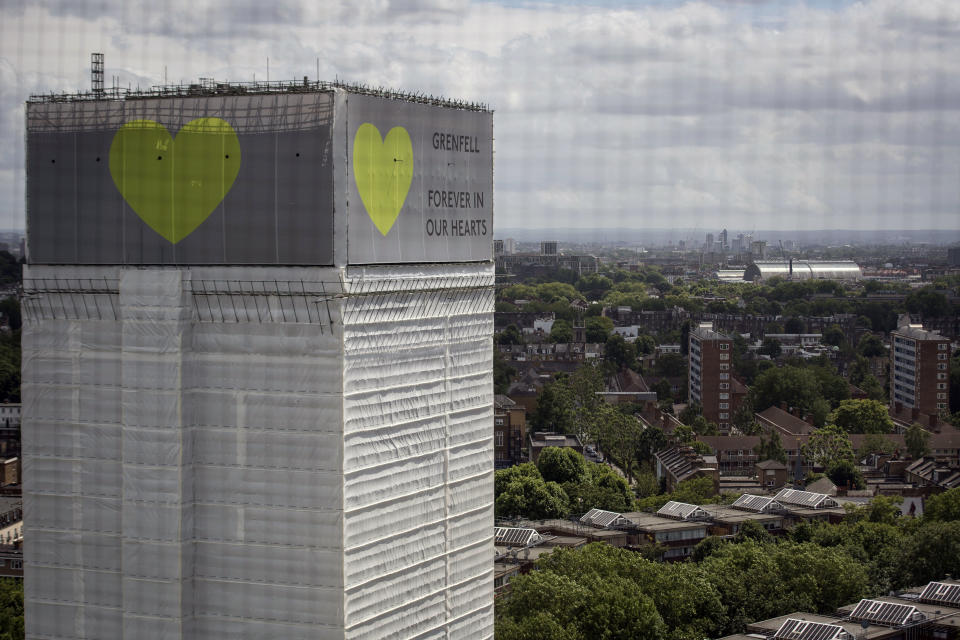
<box><xmin>689</xmin><ymin>322</ymin><xmax>736</xmax><ymax>429</ymax></box>
<box><xmin>705</xmin><ymin>233</ymin><xmax>714</xmax><ymax>250</ymax></box>
<box><xmin>23</xmin><ymin>82</ymin><xmax>494</xmax><ymax>639</ymax></box>
<box><xmin>541</xmin><ymin>240</ymin><xmax>558</xmax><ymax>255</ymax></box>
<box><xmin>719</xmin><ymin>229</ymin><xmax>728</xmax><ymax>250</ymax></box>
<box><xmin>891</xmin><ymin>320</ymin><xmax>950</xmax><ymax>416</ymax></box>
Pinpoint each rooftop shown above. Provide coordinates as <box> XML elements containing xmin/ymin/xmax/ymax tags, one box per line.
<box><xmin>28</xmin><ymin>77</ymin><xmax>492</xmax><ymax>112</ymax></box>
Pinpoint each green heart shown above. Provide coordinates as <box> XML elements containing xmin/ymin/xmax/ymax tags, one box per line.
<box><xmin>109</xmin><ymin>117</ymin><xmax>241</xmax><ymax>244</ymax></box>
<box><xmin>353</xmin><ymin>123</ymin><xmax>413</xmax><ymax>236</ymax></box>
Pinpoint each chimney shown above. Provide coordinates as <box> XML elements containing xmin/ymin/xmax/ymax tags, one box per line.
<box><xmin>911</xmin><ymin>407</ymin><xmax>920</xmax><ymax>420</ymax></box>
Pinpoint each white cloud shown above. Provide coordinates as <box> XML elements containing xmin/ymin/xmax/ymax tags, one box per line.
<box><xmin>1</xmin><ymin>0</ymin><xmax>958</xmax><ymax>232</ymax></box>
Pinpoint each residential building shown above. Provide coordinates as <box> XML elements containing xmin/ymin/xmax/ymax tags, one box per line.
<box><xmin>528</xmin><ymin>432</ymin><xmax>584</xmax><ymax>464</ymax></box>
<box><xmin>890</xmin><ymin>320</ymin><xmax>951</xmax><ymax>415</ymax></box>
<box><xmin>23</xmin><ymin>83</ymin><xmax>494</xmax><ymax>638</ymax></box>
<box><xmin>689</xmin><ymin>321</ymin><xmax>736</xmax><ymax>429</ymax></box>
<box><xmin>495</xmin><ymin>395</ymin><xmax>528</xmax><ymax>469</ymax></box>
<box><xmin>655</xmin><ymin>446</ymin><xmax>719</xmax><ymax>492</ymax></box>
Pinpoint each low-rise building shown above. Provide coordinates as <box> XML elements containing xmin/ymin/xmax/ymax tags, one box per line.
<box><xmin>528</xmin><ymin>432</ymin><xmax>584</xmax><ymax>464</ymax></box>
<box><xmin>655</xmin><ymin>446</ymin><xmax>720</xmax><ymax>492</ymax></box>
<box><xmin>494</xmin><ymin>395</ymin><xmax>527</xmax><ymax>469</ymax></box>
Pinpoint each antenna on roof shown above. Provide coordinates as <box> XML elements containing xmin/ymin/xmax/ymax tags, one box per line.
<box><xmin>91</xmin><ymin>53</ymin><xmax>104</xmax><ymax>97</ymax></box>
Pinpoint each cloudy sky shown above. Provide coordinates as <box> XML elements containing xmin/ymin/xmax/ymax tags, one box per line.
<box><xmin>1</xmin><ymin>0</ymin><xmax>959</xmax><ymax>234</ymax></box>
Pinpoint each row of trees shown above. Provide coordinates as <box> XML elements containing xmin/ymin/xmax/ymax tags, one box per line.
<box><xmin>497</xmin><ymin>488</ymin><xmax>960</xmax><ymax>640</ymax></box>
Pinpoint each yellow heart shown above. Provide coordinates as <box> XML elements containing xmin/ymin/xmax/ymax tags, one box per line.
<box><xmin>353</xmin><ymin>123</ymin><xmax>413</xmax><ymax>236</ymax></box>
<box><xmin>109</xmin><ymin>118</ymin><xmax>241</xmax><ymax>244</ymax></box>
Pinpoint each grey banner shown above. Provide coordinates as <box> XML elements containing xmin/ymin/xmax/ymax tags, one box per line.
<box><xmin>26</xmin><ymin>93</ymin><xmax>335</xmax><ymax>265</ymax></box>
<box><xmin>346</xmin><ymin>94</ymin><xmax>493</xmax><ymax>264</ymax></box>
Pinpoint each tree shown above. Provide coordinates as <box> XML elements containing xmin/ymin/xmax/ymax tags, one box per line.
<box><xmin>732</xmin><ymin>399</ymin><xmax>762</xmax><ymax>435</ymax></box>
<box><xmin>655</xmin><ymin>353</ymin><xmax>686</xmax><ymax>377</ymax></box>
<box><xmin>584</xmin><ymin>316</ymin><xmax>613</xmax><ymax>343</ymax></box>
<box><xmin>858</xmin><ymin>375</ymin><xmax>886</xmax><ymax>403</ymax></box>
<box><xmin>565</xmin><ymin>462</ymin><xmax>634</xmax><ymax>513</ymax></box>
<box><xmin>636</xmin><ymin>425</ymin><xmax>668</xmax><ymax>465</ymax></box>
<box><xmin>604</xmin><ymin>333</ymin><xmax>637</xmax><ymax>370</ymax></box>
<box><xmin>530</xmin><ymin>381</ymin><xmax>575</xmax><ymax>433</ymax></box>
<box><xmin>754</xmin><ymin>430</ymin><xmax>788</xmax><ymax>465</ymax></box>
<box><xmin>848</xmin><ymin>355</ymin><xmax>871</xmax><ymax>386</ymax></box>
<box><xmin>596</xmin><ymin>404</ymin><xmax>644</xmax><ymax>483</ymax></box>
<box><xmin>0</xmin><ymin>578</ymin><xmax>24</xmax><ymax>640</ymax></box>
<box><xmin>550</xmin><ymin>319</ymin><xmax>573</xmax><ymax>343</ymax></box>
<box><xmin>495</xmin><ymin>475</ymin><xmax>570</xmax><ymax>519</ymax></box>
<box><xmin>759</xmin><ymin>338</ymin><xmax>782</xmax><ymax>358</ymax></box>
<box><xmin>494</xmin><ymin>350</ymin><xmax>516</xmax><ymax>395</ymax></box>
<box><xmin>828</xmin><ymin>399</ymin><xmax>894</xmax><ymax>434</ymax></box>
<box><xmin>826</xmin><ymin>459</ymin><xmax>864</xmax><ymax>490</ymax></box>
<box><xmin>904</xmin><ymin>423</ymin><xmax>930</xmax><ymax>459</ymax></box>
<box><xmin>651</xmin><ymin>379</ymin><xmax>672</xmax><ymax>403</ymax></box>
<box><xmin>0</xmin><ymin>297</ymin><xmax>20</xmax><ymax>332</ymax></box>
<box><xmin>495</xmin><ymin>462</ymin><xmax>542</xmax><ymax>496</ymax></box>
<box><xmin>734</xmin><ymin>519</ymin><xmax>772</xmax><ymax>544</ymax></box>
<box><xmin>537</xmin><ymin>447</ymin><xmax>588</xmax><ymax>485</ymax></box>
<box><xmin>822</xmin><ymin>324</ymin><xmax>846</xmax><ymax>347</ymax></box>
<box><xmin>497</xmin><ymin>323</ymin><xmax>524</xmax><ymax>345</ymax></box>
<box><xmin>784</xmin><ymin>317</ymin><xmax>805</xmax><ymax>334</ymax></box>
<box><xmin>635</xmin><ymin>333</ymin><xmax>656</xmax><ymax>356</ymax></box>
<box><xmin>802</xmin><ymin>424</ymin><xmax>855</xmax><ymax>468</ymax></box>
<box><xmin>856</xmin><ymin>334</ymin><xmax>886</xmax><ymax>358</ymax></box>
<box><xmin>856</xmin><ymin>432</ymin><xmax>896</xmax><ymax>459</ymax></box>
<box><xmin>905</xmin><ymin>287</ymin><xmax>951</xmax><ymax>318</ymax></box>
<box><xmin>690</xmin><ymin>415</ymin><xmax>718</xmax><ymax>436</ymax></box>
<box><xmin>924</xmin><ymin>487</ymin><xmax>960</xmax><ymax>522</ymax></box>
<box><xmin>679</xmin><ymin>403</ymin><xmax>703</xmax><ymax>426</ymax></box>
<box><xmin>898</xmin><ymin>521</ymin><xmax>960</xmax><ymax>586</ymax></box>
<box><xmin>748</xmin><ymin>366</ymin><xmax>821</xmax><ymax>419</ymax></box>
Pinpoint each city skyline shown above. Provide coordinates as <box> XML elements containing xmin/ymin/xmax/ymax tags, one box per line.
<box><xmin>2</xmin><ymin>0</ymin><xmax>960</xmax><ymax>233</ymax></box>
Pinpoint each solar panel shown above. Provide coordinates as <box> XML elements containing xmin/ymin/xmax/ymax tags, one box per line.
<box><xmin>919</xmin><ymin>582</ymin><xmax>960</xmax><ymax>606</ymax></box>
<box><xmin>773</xmin><ymin>619</ymin><xmax>850</xmax><ymax>640</ymax></box>
<box><xmin>849</xmin><ymin>599</ymin><xmax>925</xmax><ymax>626</ymax></box>
<box><xmin>494</xmin><ymin>527</ymin><xmax>542</xmax><ymax>547</ymax></box>
<box><xmin>656</xmin><ymin>501</ymin><xmax>709</xmax><ymax>520</ymax></box>
<box><xmin>580</xmin><ymin>509</ymin><xmax>627</xmax><ymax>528</ymax></box>
<box><xmin>731</xmin><ymin>494</ymin><xmax>783</xmax><ymax>513</ymax></box>
<box><xmin>774</xmin><ymin>488</ymin><xmax>838</xmax><ymax>509</ymax></box>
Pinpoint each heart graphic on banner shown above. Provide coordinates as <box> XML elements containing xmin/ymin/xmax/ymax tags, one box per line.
<box><xmin>353</xmin><ymin>123</ymin><xmax>413</xmax><ymax>236</ymax></box>
<box><xmin>109</xmin><ymin>117</ymin><xmax>241</xmax><ymax>243</ymax></box>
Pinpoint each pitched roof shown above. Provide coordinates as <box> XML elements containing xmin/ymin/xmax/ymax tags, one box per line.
<box><xmin>757</xmin><ymin>405</ymin><xmax>815</xmax><ymax>436</ymax></box>
<box><xmin>756</xmin><ymin>459</ymin><xmax>788</xmax><ymax>470</ymax></box>
<box><xmin>773</xmin><ymin>619</ymin><xmax>850</xmax><ymax>640</ymax></box>
<box><xmin>731</xmin><ymin>494</ymin><xmax>784</xmax><ymax>513</ymax></box>
<box><xmin>656</xmin><ymin>501</ymin><xmax>711</xmax><ymax>520</ymax></box>
<box><xmin>774</xmin><ymin>488</ymin><xmax>838</xmax><ymax>509</ymax></box>
<box><xmin>919</xmin><ymin>581</ymin><xmax>960</xmax><ymax>606</ymax></box>
<box><xmin>580</xmin><ymin>509</ymin><xmax>631</xmax><ymax>528</ymax></box>
<box><xmin>849</xmin><ymin>599</ymin><xmax>925</xmax><ymax>626</ymax></box>
<box><xmin>494</xmin><ymin>527</ymin><xmax>543</xmax><ymax>547</ymax></box>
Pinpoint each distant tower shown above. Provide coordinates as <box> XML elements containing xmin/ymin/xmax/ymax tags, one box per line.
<box><xmin>541</xmin><ymin>240</ymin><xmax>558</xmax><ymax>256</ymax></box>
<box><xmin>90</xmin><ymin>52</ymin><xmax>104</xmax><ymax>96</ymax></box>
<box><xmin>705</xmin><ymin>233</ymin><xmax>714</xmax><ymax>250</ymax></box>
<box><xmin>890</xmin><ymin>320</ymin><xmax>950</xmax><ymax>417</ymax></box>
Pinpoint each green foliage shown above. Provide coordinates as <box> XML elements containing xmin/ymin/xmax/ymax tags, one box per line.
<box><xmin>0</xmin><ymin>331</ymin><xmax>20</xmax><ymax>403</ymax></box>
<box><xmin>495</xmin><ymin>463</ymin><xmax>542</xmax><ymax>495</ymax></box>
<box><xmin>536</xmin><ymin>282</ymin><xmax>580</xmax><ymax>303</ymax></box>
<box><xmin>822</xmin><ymin>324</ymin><xmax>846</xmax><ymax>347</ymax></box>
<box><xmin>856</xmin><ymin>334</ymin><xmax>886</xmax><ymax>358</ymax></box>
<box><xmin>826</xmin><ymin>459</ymin><xmax>864</xmax><ymax>490</ymax></box>
<box><xmin>802</xmin><ymin>424</ymin><xmax>855</xmax><ymax>468</ymax></box>
<box><xmin>828</xmin><ymin>399</ymin><xmax>894</xmax><ymax>434</ymax></box>
<box><xmin>565</xmin><ymin>462</ymin><xmax>634</xmax><ymax>513</ymax></box>
<box><xmin>733</xmin><ymin>519</ymin><xmax>772</xmax><ymax>544</ymax></box>
<box><xmin>530</xmin><ymin>381</ymin><xmax>575</xmax><ymax>433</ymax></box>
<box><xmin>748</xmin><ymin>365</ymin><xmax>845</xmax><ymax>427</ymax></box>
<box><xmin>754</xmin><ymin>430</ymin><xmax>788</xmax><ymax>465</ymax></box>
<box><xmin>898</xmin><ymin>520</ymin><xmax>960</xmax><ymax>587</ymax></box>
<box><xmin>904</xmin><ymin>287</ymin><xmax>951</xmax><ymax>318</ymax></box>
<box><xmin>636</xmin><ymin>476</ymin><xmax>718</xmax><ymax>511</ymax></box>
<box><xmin>604</xmin><ymin>333</ymin><xmax>637</xmax><ymax>370</ymax></box>
<box><xmin>549</xmin><ymin>319</ymin><xmax>573</xmax><ymax>343</ymax></box>
<box><xmin>494</xmin><ymin>350</ymin><xmax>516</xmax><ymax>395</ymax></box>
<box><xmin>0</xmin><ymin>297</ymin><xmax>20</xmax><ymax>332</ymax></box>
<box><xmin>575</xmin><ymin>274</ymin><xmax>614</xmax><ymax>301</ymax></box>
<box><xmin>495</xmin><ymin>474</ymin><xmax>570</xmax><ymax>519</ymax></box>
<box><xmin>924</xmin><ymin>487</ymin><xmax>960</xmax><ymax>522</ymax></box>
<box><xmin>856</xmin><ymin>432</ymin><xmax>896</xmax><ymax>458</ymax></box>
<box><xmin>537</xmin><ymin>447</ymin><xmax>587</xmax><ymax>485</ymax></box>
<box><xmin>0</xmin><ymin>578</ymin><xmax>24</xmax><ymax>640</ymax></box>
<box><xmin>689</xmin><ymin>415</ymin><xmax>718</xmax><ymax>436</ymax></box>
<box><xmin>594</xmin><ymin>403</ymin><xmax>644</xmax><ymax>483</ymax></box>
<box><xmin>636</xmin><ymin>426</ymin><xmax>668</xmax><ymax>466</ymax></box>
<box><xmin>759</xmin><ymin>337</ymin><xmax>782</xmax><ymax>358</ymax></box>
<box><xmin>497</xmin><ymin>324</ymin><xmax>524</xmax><ymax>345</ymax></box>
<box><xmin>904</xmin><ymin>423</ymin><xmax>930</xmax><ymax>459</ymax></box>
<box><xmin>584</xmin><ymin>316</ymin><xmax>613</xmax><ymax>343</ymax></box>
<box><xmin>655</xmin><ymin>353</ymin><xmax>686</xmax><ymax>377</ymax></box>
<box><xmin>0</xmin><ymin>252</ymin><xmax>21</xmax><ymax>288</ymax></box>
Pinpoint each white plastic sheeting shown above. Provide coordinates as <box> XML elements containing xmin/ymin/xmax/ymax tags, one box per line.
<box><xmin>23</xmin><ymin>263</ymin><xmax>494</xmax><ymax>639</ymax></box>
